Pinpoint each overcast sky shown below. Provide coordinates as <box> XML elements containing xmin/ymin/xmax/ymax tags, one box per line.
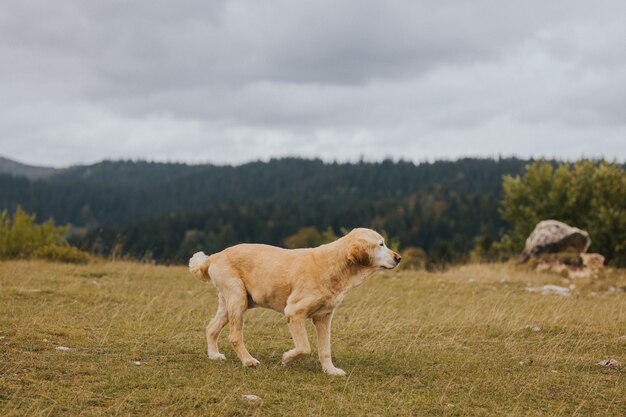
<box><xmin>1</xmin><ymin>0</ymin><xmax>625</xmax><ymax>167</ymax></box>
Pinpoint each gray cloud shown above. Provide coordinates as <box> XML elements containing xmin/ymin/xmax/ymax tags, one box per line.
<box><xmin>0</xmin><ymin>0</ymin><xmax>625</xmax><ymax>166</ymax></box>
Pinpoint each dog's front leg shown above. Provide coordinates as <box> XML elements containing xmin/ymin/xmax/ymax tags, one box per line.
<box><xmin>313</xmin><ymin>312</ymin><xmax>346</xmax><ymax>376</ymax></box>
<box><xmin>282</xmin><ymin>315</ymin><xmax>311</xmax><ymax>364</ymax></box>
<box><xmin>282</xmin><ymin>301</ymin><xmax>312</xmax><ymax>364</ymax></box>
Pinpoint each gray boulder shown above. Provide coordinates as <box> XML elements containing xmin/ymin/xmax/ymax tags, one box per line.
<box><xmin>519</xmin><ymin>220</ymin><xmax>591</xmax><ymax>263</ymax></box>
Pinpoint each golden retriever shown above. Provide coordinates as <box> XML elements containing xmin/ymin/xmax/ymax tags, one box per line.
<box><xmin>188</xmin><ymin>228</ymin><xmax>401</xmax><ymax>376</ymax></box>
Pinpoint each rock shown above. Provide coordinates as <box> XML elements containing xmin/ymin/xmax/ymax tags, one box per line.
<box><xmin>523</xmin><ymin>325</ymin><xmax>542</xmax><ymax>332</ymax></box>
<box><xmin>519</xmin><ymin>220</ymin><xmax>590</xmax><ymax>263</ymax></box>
<box><xmin>580</xmin><ymin>253</ymin><xmax>605</xmax><ymax>270</ymax></box>
<box><xmin>55</xmin><ymin>346</ymin><xmax>72</xmax><ymax>351</ymax></box>
<box><xmin>525</xmin><ymin>285</ymin><xmax>571</xmax><ymax>296</ymax></box>
<box><xmin>619</xmin><ymin>335</ymin><xmax>626</xmax><ymax>342</ymax></box>
<box><xmin>596</xmin><ymin>359</ymin><xmax>621</xmax><ymax>368</ymax></box>
<box><xmin>521</xmin><ymin>221</ymin><xmax>604</xmax><ymax>279</ymax></box>
<box><xmin>541</xmin><ymin>285</ymin><xmax>571</xmax><ymax>296</ymax></box>
<box><xmin>243</xmin><ymin>394</ymin><xmax>262</xmax><ymax>402</ymax></box>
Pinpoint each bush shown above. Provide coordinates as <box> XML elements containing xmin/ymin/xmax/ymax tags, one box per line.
<box><xmin>0</xmin><ymin>206</ymin><xmax>90</xmax><ymax>263</ymax></box>
<box><xmin>400</xmin><ymin>247</ymin><xmax>427</xmax><ymax>270</ymax></box>
<box><xmin>498</xmin><ymin>160</ymin><xmax>625</xmax><ymax>266</ymax></box>
<box><xmin>33</xmin><ymin>245</ymin><xmax>90</xmax><ymax>264</ymax></box>
<box><xmin>284</xmin><ymin>227</ymin><xmax>338</xmax><ymax>249</ymax></box>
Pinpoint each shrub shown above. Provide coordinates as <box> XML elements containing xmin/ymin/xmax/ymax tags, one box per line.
<box><xmin>400</xmin><ymin>247</ymin><xmax>427</xmax><ymax>270</ymax></box>
<box><xmin>33</xmin><ymin>245</ymin><xmax>90</xmax><ymax>264</ymax></box>
<box><xmin>0</xmin><ymin>206</ymin><xmax>90</xmax><ymax>263</ymax></box>
<box><xmin>284</xmin><ymin>227</ymin><xmax>338</xmax><ymax>249</ymax></box>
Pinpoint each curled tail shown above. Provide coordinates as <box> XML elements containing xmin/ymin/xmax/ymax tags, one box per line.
<box><xmin>189</xmin><ymin>251</ymin><xmax>211</xmax><ymax>282</ymax></box>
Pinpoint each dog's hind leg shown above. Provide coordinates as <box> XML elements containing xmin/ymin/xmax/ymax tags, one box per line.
<box><xmin>223</xmin><ymin>280</ymin><xmax>259</xmax><ymax>368</ymax></box>
<box><xmin>206</xmin><ymin>293</ymin><xmax>228</xmax><ymax>360</ymax></box>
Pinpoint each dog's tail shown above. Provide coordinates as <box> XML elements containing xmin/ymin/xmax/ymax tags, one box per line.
<box><xmin>189</xmin><ymin>251</ymin><xmax>211</xmax><ymax>282</ymax></box>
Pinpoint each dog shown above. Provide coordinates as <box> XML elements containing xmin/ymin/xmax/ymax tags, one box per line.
<box><xmin>188</xmin><ymin>228</ymin><xmax>401</xmax><ymax>376</ymax></box>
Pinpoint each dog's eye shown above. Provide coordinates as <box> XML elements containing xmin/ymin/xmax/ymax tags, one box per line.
<box><xmin>379</xmin><ymin>242</ymin><xmax>384</xmax><ymax>246</ymax></box>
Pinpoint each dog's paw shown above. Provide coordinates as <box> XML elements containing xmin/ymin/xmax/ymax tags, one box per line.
<box><xmin>324</xmin><ymin>366</ymin><xmax>346</xmax><ymax>376</ymax></box>
<box><xmin>281</xmin><ymin>349</ymin><xmax>298</xmax><ymax>365</ymax></box>
<box><xmin>282</xmin><ymin>348</ymin><xmax>311</xmax><ymax>365</ymax></box>
<box><xmin>208</xmin><ymin>352</ymin><xmax>226</xmax><ymax>361</ymax></box>
<box><xmin>242</xmin><ymin>358</ymin><xmax>260</xmax><ymax>368</ymax></box>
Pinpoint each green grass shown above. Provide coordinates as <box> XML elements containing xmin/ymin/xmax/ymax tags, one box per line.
<box><xmin>1</xmin><ymin>260</ymin><xmax>624</xmax><ymax>416</ymax></box>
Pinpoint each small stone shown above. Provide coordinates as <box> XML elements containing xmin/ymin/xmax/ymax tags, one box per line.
<box><xmin>581</xmin><ymin>253</ymin><xmax>605</xmax><ymax>270</ymax></box>
<box><xmin>133</xmin><ymin>361</ymin><xmax>141</xmax><ymax>366</ymax></box>
<box><xmin>597</xmin><ymin>359</ymin><xmax>621</xmax><ymax>368</ymax></box>
<box><xmin>619</xmin><ymin>335</ymin><xmax>626</xmax><ymax>342</ymax></box>
<box><xmin>0</xmin><ymin>336</ymin><xmax>5</xmax><ymax>340</ymax></box>
<box><xmin>523</xmin><ymin>325</ymin><xmax>542</xmax><ymax>332</ymax></box>
<box><xmin>526</xmin><ymin>285</ymin><xmax>570</xmax><ymax>296</ymax></box>
<box><xmin>55</xmin><ymin>346</ymin><xmax>71</xmax><ymax>351</ymax></box>
<box><xmin>243</xmin><ymin>394</ymin><xmax>262</xmax><ymax>402</ymax></box>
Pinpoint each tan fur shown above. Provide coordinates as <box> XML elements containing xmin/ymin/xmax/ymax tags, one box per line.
<box><xmin>189</xmin><ymin>251</ymin><xmax>211</xmax><ymax>282</ymax></box>
<box><xmin>188</xmin><ymin>228</ymin><xmax>401</xmax><ymax>375</ymax></box>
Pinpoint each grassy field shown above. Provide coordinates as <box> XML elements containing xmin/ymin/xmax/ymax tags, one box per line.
<box><xmin>0</xmin><ymin>260</ymin><xmax>624</xmax><ymax>416</ymax></box>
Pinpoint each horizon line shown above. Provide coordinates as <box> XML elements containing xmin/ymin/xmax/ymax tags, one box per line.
<box><xmin>2</xmin><ymin>153</ymin><xmax>624</xmax><ymax>170</ymax></box>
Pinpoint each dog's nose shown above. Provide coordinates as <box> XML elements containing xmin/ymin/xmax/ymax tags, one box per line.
<box><xmin>394</xmin><ymin>254</ymin><xmax>402</xmax><ymax>264</ymax></box>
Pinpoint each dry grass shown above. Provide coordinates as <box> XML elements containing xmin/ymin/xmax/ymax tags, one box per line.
<box><xmin>0</xmin><ymin>260</ymin><xmax>624</xmax><ymax>416</ymax></box>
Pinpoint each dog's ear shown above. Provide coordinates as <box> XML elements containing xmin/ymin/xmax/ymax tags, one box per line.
<box><xmin>348</xmin><ymin>240</ymin><xmax>371</xmax><ymax>266</ymax></box>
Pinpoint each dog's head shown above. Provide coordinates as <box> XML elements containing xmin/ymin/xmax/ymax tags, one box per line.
<box><xmin>346</xmin><ymin>228</ymin><xmax>401</xmax><ymax>269</ymax></box>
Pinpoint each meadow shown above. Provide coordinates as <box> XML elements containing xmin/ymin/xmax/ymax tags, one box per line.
<box><xmin>1</xmin><ymin>260</ymin><xmax>624</xmax><ymax>416</ymax></box>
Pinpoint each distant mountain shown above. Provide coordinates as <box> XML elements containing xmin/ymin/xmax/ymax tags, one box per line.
<box><xmin>0</xmin><ymin>156</ymin><xmax>60</xmax><ymax>180</ymax></box>
<box><xmin>0</xmin><ymin>157</ymin><xmax>530</xmax><ymax>227</ymax></box>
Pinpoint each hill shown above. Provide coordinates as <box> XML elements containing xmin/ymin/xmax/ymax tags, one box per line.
<box><xmin>0</xmin><ymin>156</ymin><xmax>59</xmax><ymax>180</ymax></box>
<box><xmin>0</xmin><ymin>157</ymin><xmax>531</xmax><ymax>263</ymax></box>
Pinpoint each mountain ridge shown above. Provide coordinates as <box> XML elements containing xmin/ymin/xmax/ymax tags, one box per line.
<box><xmin>0</xmin><ymin>156</ymin><xmax>60</xmax><ymax>180</ymax></box>
<box><xmin>0</xmin><ymin>157</ymin><xmax>530</xmax><ymax>227</ymax></box>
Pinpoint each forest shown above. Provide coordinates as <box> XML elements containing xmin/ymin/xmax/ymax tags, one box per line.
<box><xmin>1</xmin><ymin>157</ymin><xmax>623</xmax><ymax>266</ymax></box>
